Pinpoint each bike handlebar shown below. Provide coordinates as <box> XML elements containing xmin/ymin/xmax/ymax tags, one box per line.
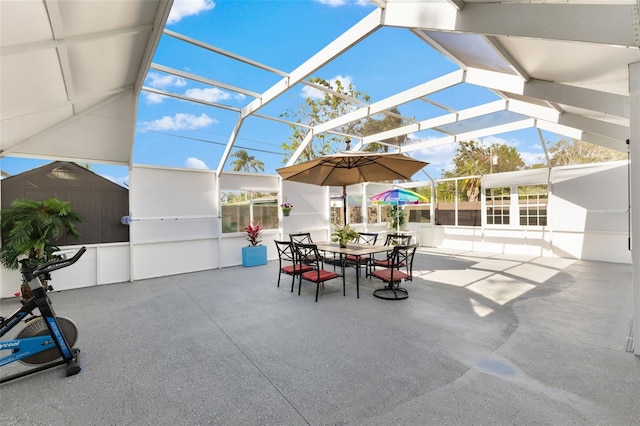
<box><xmin>31</xmin><ymin>247</ymin><xmax>87</xmax><ymax>277</ymax></box>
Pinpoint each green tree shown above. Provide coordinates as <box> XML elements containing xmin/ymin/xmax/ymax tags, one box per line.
<box><xmin>542</xmin><ymin>138</ymin><xmax>627</xmax><ymax>167</ymax></box>
<box><xmin>280</xmin><ymin>78</ymin><xmax>414</xmax><ymax>162</ymax></box>
<box><xmin>443</xmin><ymin>140</ymin><xmax>525</xmax><ymax>177</ymax></box>
<box><xmin>361</xmin><ymin>107</ymin><xmax>408</xmax><ymax>152</ymax></box>
<box><xmin>230</xmin><ymin>149</ymin><xmax>265</xmax><ymax>173</ymax></box>
<box><xmin>441</xmin><ymin>140</ymin><xmax>525</xmax><ymax>202</ymax></box>
<box><xmin>280</xmin><ymin>78</ymin><xmax>371</xmax><ymax>163</ymax></box>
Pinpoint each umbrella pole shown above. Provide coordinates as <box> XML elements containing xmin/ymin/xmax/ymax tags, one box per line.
<box><xmin>343</xmin><ymin>186</ymin><xmax>347</xmax><ymax>225</ymax></box>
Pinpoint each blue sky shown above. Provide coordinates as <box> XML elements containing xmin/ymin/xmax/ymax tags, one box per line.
<box><xmin>2</xmin><ymin>0</ymin><xmax>562</xmax><ymax>185</ymax></box>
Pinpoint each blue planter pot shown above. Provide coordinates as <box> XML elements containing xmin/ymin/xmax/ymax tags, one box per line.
<box><xmin>242</xmin><ymin>245</ymin><xmax>267</xmax><ymax>267</ymax></box>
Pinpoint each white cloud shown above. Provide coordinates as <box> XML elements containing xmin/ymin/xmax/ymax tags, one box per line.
<box><xmin>301</xmin><ymin>75</ymin><xmax>353</xmax><ymax>99</ymax></box>
<box><xmin>316</xmin><ymin>0</ymin><xmax>371</xmax><ymax>6</ymax></box>
<box><xmin>185</xmin><ymin>157</ymin><xmax>209</xmax><ymax>169</ymax></box>
<box><xmin>480</xmin><ymin>135</ymin><xmax>508</xmax><ymax>147</ymax></box>
<box><xmin>520</xmin><ymin>151</ymin><xmax>545</xmax><ymax>166</ymax></box>
<box><xmin>144</xmin><ymin>92</ymin><xmax>168</xmax><ymax>105</ymax></box>
<box><xmin>316</xmin><ymin>0</ymin><xmax>348</xmax><ymax>6</ymax></box>
<box><xmin>184</xmin><ymin>87</ymin><xmax>245</xmax><ymax>103</ymax></box>
<box><xmin>167</xmin><ymin>0</ymin><xmax>216</xmax><ymax>25</ymax></box>
<box><xmin>146</xmin><ymin>72</ymin><xmax>187</xmax><ymax>89</ymax></box>
<box><xmin>140</xmin><ymin>113</ymin><xmax>215</xmax><ymax>131</ymax></box>
<box><xmin>143</xmin><ymin>73</ymin><xmax>188</xmax><ymax>104</ymax></box>
<box><xmin>419</xmin><ymin>143</ymin><xmax>458</xmax><ymax>176</ymax></box>
<box><xmin>404</xmin><ymin>135</ymin><xmax>458</xmax><ymax>178</ymax></box>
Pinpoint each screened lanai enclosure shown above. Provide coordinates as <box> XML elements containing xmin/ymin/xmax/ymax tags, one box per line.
<box><xmin>1</xmin><ymin>1</ymin><xmax>639</xmax><ymax>353</ymax></box>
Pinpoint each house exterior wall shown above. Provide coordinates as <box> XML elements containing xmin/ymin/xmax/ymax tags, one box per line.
<box><xmin>0</xmin><ymin>161</ymin><xmax>632</xmax><ymax>298</ymax></box>
<box><xmin>428</xmin><ymin>161</ymin><xmax>631</xmax><ymax>264</ymax></box>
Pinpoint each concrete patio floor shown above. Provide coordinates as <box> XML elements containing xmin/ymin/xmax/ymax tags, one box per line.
<box><xmin>1</xmin><ymin>248</ymin><xmax>638</xmax><ymax>425</ymax></box>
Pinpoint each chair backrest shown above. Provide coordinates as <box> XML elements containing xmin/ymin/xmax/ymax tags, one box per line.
<box><xmin>274</xmin><ymin>240</ymin><xmax>294</xmax><ymax>264</ymax></box>
<box><xmin>389</xmin><ymin>244</ymin><xmax>418</xmax><ymax>280</ymax></box>
<box><xmin>384</xmin><ymin>233</ymin><xmax>412</xmax><ymax>246</ymax></box>
<box><xmin>357</xmin><ymin>232</ymin><xmax>378</xmax><ymax>245</ymax></box>
<box><xmin>289</xmin><ymin>232</ymin><xmax>313</xmax><ymax>245</ymax></box>
<box><xmin>293</xmin><ymin>242</ymin><xmax>321</xmax><ymax>269</ymax></box>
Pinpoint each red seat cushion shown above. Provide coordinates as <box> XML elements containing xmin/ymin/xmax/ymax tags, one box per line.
<box><xmin>373</xmin><ymin>259</ymin><xmax>404</xmax><ymax>268</ymax></box>
<box><xmin>370</xmin><ymin>268</ymin><xmax>409</xmax><ymax>283</ymax></box>
<box><xmin>282</xmin><ymin>264</ymin><xmax>313</xmax><ymax>274</ymax></box>
<box><xmin>301</xmin><ymin>269</ymin><xmax>340</xmax><ymax>282</ymax></box>
<box><xmin>345</xmin><ymin>254</ymin><xmax>368</xmax><ymax>263</ymax></box>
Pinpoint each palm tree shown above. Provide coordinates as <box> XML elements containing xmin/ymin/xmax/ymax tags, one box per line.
<box><xmin>230</xmin><ymin>149</ymin><xmax>265</xmax><ymax>173</ymax></box>
<box><xmin>0</xmin><ymin>198</ymin><xmax>82</xmax><ymax>270</ymax></box>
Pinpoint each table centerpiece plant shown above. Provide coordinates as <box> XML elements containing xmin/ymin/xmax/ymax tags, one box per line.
<box><xmin>331</xmin><ymin>224</ymin><xmax>359</xmax><ymax>248</ymax></box>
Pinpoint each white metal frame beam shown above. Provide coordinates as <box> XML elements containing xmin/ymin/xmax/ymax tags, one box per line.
<box><xmin>384</xmin><ymin>3</ymin><xmax>640</xmax><ymax>48</ymax></box>
<box><xmin>216</xmin><ymin>9</ymin><xmax>383</xmax><ymax>171</ymax></box>
<box><xmin>523</xmin><ymin>79</ymin><xmax>631</xmax><ymax>119</ymax></box>
<box><xmin>242</xmin><ymin>8</ymin><xmax>383</xmax><ymax>118</ymax></box>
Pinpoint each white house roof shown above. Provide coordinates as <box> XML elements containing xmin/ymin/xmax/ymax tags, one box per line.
<box><xmin>1</xmin><ymin>0</ymin><xmax>638</xmax><ymax>167</ymax></box>
<box><xmin>0</xmin><ymin>0</ymin><xmax>172</xmax><ymax>164</ymax></box>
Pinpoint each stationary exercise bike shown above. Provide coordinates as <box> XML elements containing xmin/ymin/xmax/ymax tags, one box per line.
<box><xmin>0</xmin><ymin>247</ymin><xmax>86</xmax><ymax>383</ymax></box>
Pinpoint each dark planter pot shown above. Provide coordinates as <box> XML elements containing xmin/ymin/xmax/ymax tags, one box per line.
<box><xmin>242</xmin><ymin>245</ymin><xmax>267</xmax><ymax>267</ymax></box>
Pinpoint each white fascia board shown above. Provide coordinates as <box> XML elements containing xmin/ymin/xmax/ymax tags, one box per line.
<box><xmin>457</xmin><ymin>118</ymin><xmax>534</xmax><ymax>140</ymax></box>
<box><xmin>456</xmin><ymin>4</ymin><xmax>640</xmax><ymax>48</ymax></box>
<box><xmin>465</xmin><ymin>68</ymin><xmax>524</xmax><ymax>94</ymax></box>
<box><xmin>558</xmin><ymin>112</ymin><xmax>629</xmax><ymax>141</ymax></box>
<box><xmin>508</xmin><ymin>99</ymin><xmax>560</xmax><ymax>123</ymax></box>
<box><xmin>536</xmin><ymin>120</ymin><xmax>583</xmax><ymax>140</ymax></box>
<box><xmin>524</xmin><ymin>79</ymin><xmax>630</xmax><ymax>119</ymax></box>
<box><xmin>312</xmin><ymin>70</ymin><xmax>463</xmax><ymax>135</ymax></box>
<box><xmin>136</xmin><ymin>1</ymin><xmax>174</xmax><ymax>92</ymax></box>
<box><xmin>242</xmin><ymin>9</ymin><xmax>382</xmax><ymax>117</ymax></box>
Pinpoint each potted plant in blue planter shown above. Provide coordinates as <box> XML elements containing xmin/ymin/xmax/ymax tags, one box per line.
<box><xmin>241</xmin><ymin>222</ymin><xmax>267</xmax><ymax>267</ymax></box>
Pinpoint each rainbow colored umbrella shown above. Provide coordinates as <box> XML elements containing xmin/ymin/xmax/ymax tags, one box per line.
<box><xmin>370</xmin><ymin>188</ymin><xmax>427</xmax><ymax>205</ymax></box>
<box><xmin>370</xmin><ymin>188</ymin><xmax>428</xmax><ymax>232</ymax></box>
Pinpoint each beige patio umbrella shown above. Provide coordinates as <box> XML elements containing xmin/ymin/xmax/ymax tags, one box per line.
<box><xmin>277</xmin><ymin>151</ymin><xmax>428</xmax><ymax>224</ymax></box>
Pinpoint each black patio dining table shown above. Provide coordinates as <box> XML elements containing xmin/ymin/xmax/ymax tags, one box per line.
<box><xmin>314</xmin><ymin>242</ymin><xmax>392</xmax><ymax>299</ymax></box>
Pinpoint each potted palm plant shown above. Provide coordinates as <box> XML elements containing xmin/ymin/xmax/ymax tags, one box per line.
<box><xmin>331</xmin><ymin>224</ymin><xmax>359</xmax><ymax>248</ymax></box>
<box><xmin>387</xmin><ymin>205</ymin><xmax>406</xmax><ymax>231</ymax></box>
<box><xmin>0</xmin><ymin>198</ymin><xmax>82</xmax><ymax>298</ymax></box>
<box><xmin>241</xmin><ymin>222</ymin><xmax>267</xmax><ymax>267</ymax></box>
